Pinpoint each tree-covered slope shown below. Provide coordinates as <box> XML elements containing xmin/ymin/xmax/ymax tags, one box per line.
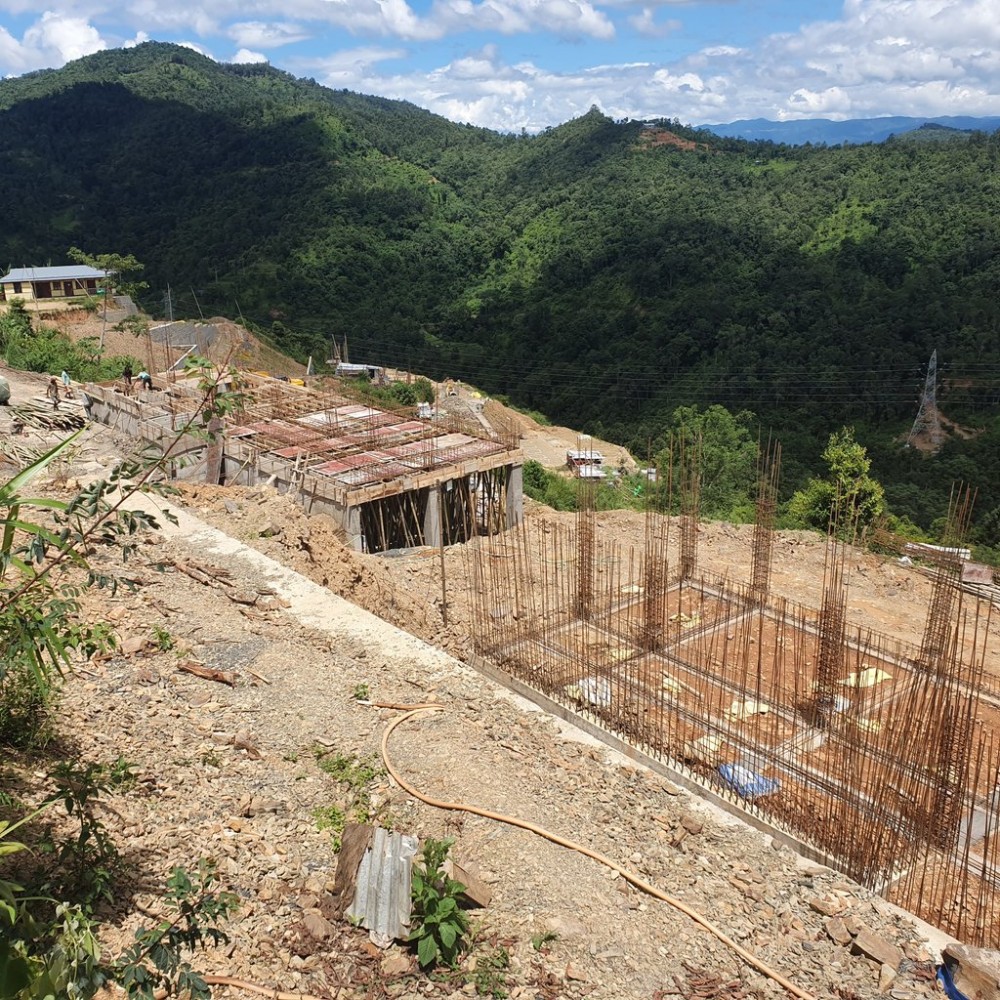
<box><xmin>2</xmin><ymin>42</ymin><xmax>999</xmax><ymax>532</ymax></box>
<box><xmin>0</xmin><ymin>44</ymin><xmax>503</xmax><ymax>351</ymax></box>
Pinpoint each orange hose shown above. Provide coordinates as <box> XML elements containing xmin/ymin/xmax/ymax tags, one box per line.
<box><xmin>152</xmin><ymin>977</ymin><xmax>323</xmax><ymax>1000</ymax></box>
<box><xmin>203</xmin><ymin>975</ymin><xmax>325</xmax><ymax>999</ymax></box>
<box><xmin>380</xmin><ymin>706</ymin><xmax>817</xmax><ymax>1000</ymax></box>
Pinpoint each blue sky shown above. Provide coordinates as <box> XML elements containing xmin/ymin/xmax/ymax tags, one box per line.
<box><xmin>1</xmin><ymin>1</ymin><xmax>998</xmax><ymax>132</ymax></box>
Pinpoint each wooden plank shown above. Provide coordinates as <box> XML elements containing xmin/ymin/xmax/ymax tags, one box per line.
<box><xmin>443</xmin><ymin>859</ymin><xmax>493</xmax><ymax>909</ymax></box>
<box><xmin>330</xmin><ymin>823</ymin><xmax>374</xmax><ymax>918</ymax></box>
<box><xmin>176</xmin><ymin>660</ymin><xmax>237</xmax><ymax>686</ymax></box>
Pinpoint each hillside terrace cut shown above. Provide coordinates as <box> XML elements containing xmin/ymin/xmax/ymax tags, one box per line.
<box><xmin>83</xmin><ymin>371</ymin><xmax>523</xmax><ymax>553</ymax></box>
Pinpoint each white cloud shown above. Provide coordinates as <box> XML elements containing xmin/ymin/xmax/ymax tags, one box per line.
<box><xmin>24</xmin><ymin>11</ymin><xmax>106</xmax><ymax>63</ymax></box>
<box><xmin>176</xmin><ymin>39</ymin><xmax>214</xmax><ymax>57</ymax></box>
<box><xmin>0</xmin><ymin>11</ymin><xmax>106</xmax><ymax>74</ymax></box>
<box><xmin>651</xmin><ymin>68</ymin><xmax>704</xmax><ymax>92</ymax></box>
<box><xmin>0</xmin><ymin>27</ymin><xmax>27</xmax><ymax>73</ymax></box>
<box><xmin>122</xmin><ymin>0</ymin><xmax>219</xmax><ymax>38</ymax></box>
<box><xmin>313</xmin><ymin>44</ymin><xmax>408</xmax><ymax>85</ymax></box>
<box><xmin>700</xmin><ymin>45</ymin><xmax>742</xmax><ymax>57</ymax></box>
<box><xmin>430</xmin><ymin>0</ymin><xmax>615</xmax><ymax>39</ymax></box>
<box><xmin>627</xmin><ymin>7</ymin><xmax>680</xmax><ymax>37</ymax></box>
<box><xmin>296</xmin><ymin>0</ymin><xmax>442</xmax><ymax>41</ymax></box>
<box><xmin>293</xmin><ymin>0</ymin><xmax>1000</xmax><ymax>129</ymax></box>
<box><xmin>232</xmin><ymin>47</ymin><xmax>268</xmax><ymax>62</ymax></box>
<box><xmin>123</xmin><ymin>30</ymin><xmax>151</xmax><ymax>48</ymax></box>
<box><xmin>229</xmin><ymin>21</ymin><xmax>311</xmax><ymax>49</ymax></box>
<box><xmin>752</xmin><ymin>0</ymin><xmax>1000</xmax><ymax>120</ymax></box>
<box><xmin>787</xmin><ymin>85</ymin><xmax>851</xmax><ymax>115</ymax></box>
<box><xmin>1</xmin><ymin>0</ymin><xmax>1000</xmax><ymax>131</ymax></box>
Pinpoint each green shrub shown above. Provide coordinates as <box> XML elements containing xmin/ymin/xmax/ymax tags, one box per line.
<box><xmin>522</xmin><ymin>460</ymin><xmax>577</xmax><ymax>511</ymax></box>
<box><xmin>311</xmin><ymin>749</ymin><xmax>383</xmax><ymax>849</ymax></box>
<box><xmin>0</xmin><ymin>301</ymin><xmax>138</xmax><ymax>382</ymax></box>
<box><xmin>409</xmin><ymin>838</ymin><xmax>469</xmax><ymax>969</ymax></box>
<box><xmin>0</xmin><ymin>362</ymin><xmax>242</xmax><ymax>1000</ymax></box>
<box><xmin>312</xmin><ymin>805</ymin><xmax>347</xmax><ymax>851</ymax></box>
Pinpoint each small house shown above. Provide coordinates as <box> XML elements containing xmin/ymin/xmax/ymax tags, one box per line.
<box><xmin>335</xmin><ymin>362</ymin><xmax>386</xmax><ymax>383</ymax></box>
<box><xmin>0</xmin><ymin>265</ymin><xmax>107</xmax><ymax>304</ymax></box>
<box><xmin>566</xmin><ymin>448</ymin><xmax>606</xmax><ymax>479</ymax></box>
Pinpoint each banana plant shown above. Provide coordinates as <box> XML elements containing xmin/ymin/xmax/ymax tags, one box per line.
<box><xmin>0</xmin><ymin>432</ymin><xmax>86</xmax><ymax>692</ymax></box>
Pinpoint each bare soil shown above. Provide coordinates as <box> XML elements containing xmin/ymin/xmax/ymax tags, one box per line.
<box><xmin>30</xmin><ymin>309</ymin><xmax>305</xmax><ymax>377</ymax></box>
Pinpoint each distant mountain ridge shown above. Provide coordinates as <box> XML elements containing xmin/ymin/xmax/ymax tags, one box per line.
<box><xmin>699</xmin><ymin>115</ymin><xmax>1000</xmax><ymax>145</ymax></box>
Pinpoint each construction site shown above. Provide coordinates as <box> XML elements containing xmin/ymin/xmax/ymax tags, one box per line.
<box><xmin>82</xmin><ymin>371</ymin><xmax>523</xmax><ymax>553</ymax></box>
<box><xmin>467</xmin><ymin>446</ymin><xmax>1000</xmax><ymax>951</ymax></box>
<box><xmin>78</xmin><ymin>362</ymin><xmax>1000</xmax><ymax>954</ymax></box>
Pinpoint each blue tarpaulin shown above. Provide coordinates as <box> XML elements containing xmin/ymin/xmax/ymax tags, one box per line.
<box><xmin>718</xmin><ymin>763</ymin><xmax>781</xmax><ymax>800</ymax></box>
<box><xmin>937</xmin><ymin>964</ymin><xmax>969</xmax><ymax>1000</ymax></box>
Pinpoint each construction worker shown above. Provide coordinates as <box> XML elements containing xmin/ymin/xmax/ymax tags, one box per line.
<box><xmin>46</xmin><ymin>377</ymin><xmax>60</xmax><ymax>410</ymax></box>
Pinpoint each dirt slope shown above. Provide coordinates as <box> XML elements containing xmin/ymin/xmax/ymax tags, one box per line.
<box><xmin>71</xmin><ymin>481</ymin><xmax>945</xmax><ymax>1000</ymax></box>
<box><xmin>33</xmin><ymin>308</ymin><xmax>305</xmax><ymax>377</ymax></box>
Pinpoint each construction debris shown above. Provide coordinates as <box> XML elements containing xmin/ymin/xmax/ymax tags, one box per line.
<box><xmin>442</xmin><ymin>858</ymin><xmax>493</xmax><ymax>909</ymax></box>
<box><xmin>11</xmin><ymin>398</ymin><xmax>86</xmax><ymax>430</ymax></box>
<box><xmin>851</xmin><ymin>928</ymin><xmax>904</xmax><ymax>971</ymax></box>
<box><xmin>942</xmin><ymin>942</ymin><xmax>1000</xmax><ymax>1000</ymax></box>
<box><xmin>177</xmin><ymin>659</ymin><xmax>238</xmax><ymax>686</ymax></box>
<box><xmin>344</xmin><ymin>826</ymin><xmax>419</xmax><ymax>948</ymax></box>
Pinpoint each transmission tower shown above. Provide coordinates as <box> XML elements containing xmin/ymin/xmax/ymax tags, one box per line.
<box><xmin>906</xmin><ymin>350</ymin><xmax>944</xmax><ymax>448</ymax></box>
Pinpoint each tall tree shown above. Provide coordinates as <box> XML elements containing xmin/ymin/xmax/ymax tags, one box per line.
<box><xmin>787</xmin><ymin>427</ymin><xmax>886</xmax><ymax>532</ymax></box>
<box><xmin>67</xmin><ymin>248</ymin><xmax>148</xmax><ymax>348</ymax></box>
<box><xmin>657</xmin><ymin>405</ymin><xmax>759</xmax><ymax>520</ymax></box>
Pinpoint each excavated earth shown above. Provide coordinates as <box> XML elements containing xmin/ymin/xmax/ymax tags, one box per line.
<box><xmin>0</xmin><ymin>364</ymin><xmax>984</xmax><ymax>1000</ymax></box>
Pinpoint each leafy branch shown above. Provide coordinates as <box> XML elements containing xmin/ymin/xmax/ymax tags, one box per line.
<box><xmin>115</xmin><ymin>863</ymin><xmax>239</xmax><ymax>1000</ymax></box>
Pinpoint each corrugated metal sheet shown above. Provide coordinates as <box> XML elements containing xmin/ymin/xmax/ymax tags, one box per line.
<box><xmin>346</xmin><ymin>828</ymin><xmax>418</xmax><ymax>947</ymax></box>
<box><xmin>2</xmin><ymin>265</ymin><xmax>107</xmax><ymax>283</ymax></box>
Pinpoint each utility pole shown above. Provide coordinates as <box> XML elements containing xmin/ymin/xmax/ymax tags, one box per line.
<box><xmin>907</xmin><ymin>350</ymin><xmax>944</xmax><ymax>448</ymax></box>
<box><xmin>163</xmin><ymin>285</ymin><xmax>174</xmax><ymax>322</ymax></box>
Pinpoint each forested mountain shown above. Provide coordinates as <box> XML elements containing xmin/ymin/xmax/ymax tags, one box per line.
<box><xmin>2</xmin><ymin>42</ymin><xmax>999</xmax><ymax>535</ymax></box>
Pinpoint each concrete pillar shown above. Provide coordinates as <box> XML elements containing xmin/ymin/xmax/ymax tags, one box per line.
<box><xmin>423</xmin><ymin>486</ymin><xmax>442</xmax><ymax>548</ymax></box>
<box><xmin>342</xmin><ymin>504</ymin><xmax>364</xmax><ymax>552</ymax></box>
<box><xmin>506</xmin><ymin>464</ymin><xmax>524</xmax><ymax>528</ymax></box>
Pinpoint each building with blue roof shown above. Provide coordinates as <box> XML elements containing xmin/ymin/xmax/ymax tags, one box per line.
<box><xmin>1</xmin><ymin>265</ymin><xmax>108</xmax><ymax>305</ymax></box>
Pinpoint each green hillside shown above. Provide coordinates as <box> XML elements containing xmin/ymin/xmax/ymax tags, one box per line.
<box><xmin>2</xmin><ymin>42</ymin><xmax>999</xmax><ymax>538</ymax></box>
